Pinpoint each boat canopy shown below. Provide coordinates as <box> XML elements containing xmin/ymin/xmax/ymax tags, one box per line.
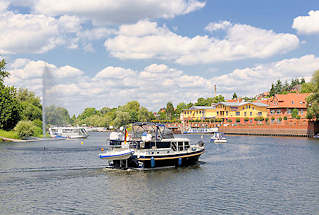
<box><xmin>131</xmin><ymin>122</ymin><xmax>174</xmax><ymax>141</ymax></box>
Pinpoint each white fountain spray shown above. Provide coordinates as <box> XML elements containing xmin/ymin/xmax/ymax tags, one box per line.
<box><xmin>42</xmin><ymin>65</ymin><xmax>48</xmax><ymax>137</ymax></box>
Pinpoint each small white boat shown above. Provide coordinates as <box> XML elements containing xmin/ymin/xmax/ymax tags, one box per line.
<box><xmin>211</xmin><ymin>132</ymin><xmax>227</xmax><ymax>144</ymax></box>
<box><xmin>99</xmin><ymin>149</ymin><xmax>133</xmax><ymax>160</ymax></box>
<box><xmin>49</xmin><ymin>127</ymin><xmax>88</xmax><ymax>139</ymax></box>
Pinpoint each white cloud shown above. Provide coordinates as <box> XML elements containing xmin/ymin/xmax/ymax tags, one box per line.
<box><xmin>31</xmin><ymin>0</ymin><xmax>206</xmax><ymax>25</ymax></box>
<box><xmin>0</xmin><ymin>0</ymin><xmax>9</xmax><ymax>12</ymax></box>
<box><xmin>292</xmin><ymin>10</ymin><xmax>319</xmax><ymax>34</ymax></box>
<box><xmin>211</xmin><ymin>55</ymin><xmax>319</xmax><ymax>96</ymax></box>
<box><xmin>0</xmin><ymin>9</ymin><xmax>86</xmax><ymax>54</ymax></box>
<box><xmin>205</xmin><ymin>21</ymin><xmax>231</xmax><ymax>32</ymax></box>
<box><xmin>105</xmin><ymin>20</ymin><xmax>299</xmax><ymax>65</ymax></box>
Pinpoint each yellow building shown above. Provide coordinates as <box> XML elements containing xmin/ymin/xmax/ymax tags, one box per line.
<box><xmin>181</xmin><ymin>102</ymin><xmax>268</xmax><ymax>120</ymax></box>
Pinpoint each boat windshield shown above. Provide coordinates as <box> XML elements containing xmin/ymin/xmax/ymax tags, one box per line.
<box><xmin>131</xmin><ymin>122</ymin><xmax>174</xmax><ymax>140</ymax></box>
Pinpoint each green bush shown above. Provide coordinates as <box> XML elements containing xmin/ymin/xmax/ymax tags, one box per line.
<box><xmin>236</xmin><ymin>118</ymin><xmax>240</xmax><ymax>122</ymax></box>
<box><xmin>306</xmin><ymin>112</ymin><xmax>313</xmax><ymax>119</ymax></box>
<box><xmin>244</xmin><ymin>117</ymin><xmax>249</xmax><ymax>122</ymax></box>
<box><xmin>284</xmin><ymin>116</ymin><xmax>287</xmax><ymax>120</ymax></box>
<box><xmin>14</xmin><ymin>120</ymin><xmax>36</xmax><ymax>139</ymax></box>
<box><xmin>227</xmin><ymin>119</ymin><xmax>232</xmax><ymax>123</ymax></box>
<box><xmin>265</xmin><ymin>118</ymin><xmax>269</xmax><ymax>122</ymax></box>
<box><xmin>296</xmin><ymin>115</ymin><xmax>301</xmax><ymax>119</ymax></box>
<box><xmin>291</xmin><ymin>108</ymin><xmax>298</xmax><ymax>118</ymax></box>
<box><xmin>278</xmin><ymin>117</ymin><xmax>282</xmax><ymax>121</ymax></box>
<box><xmin>254</xmin><ymin>117</ymin><xmax>258</xmax><ymax>121</ymax></box>
<box><xmin>271</xmin><ymin>116</ymin><xmax>275</xmax><ymax>120</ymax></box>
<box><xmin>0</xmin><ymin>129</ymin><xmax>19</xmax><ymax>139</ymax></box>
<box><xmin>259</xmin><ymin>116</ymin><xmax>264</xmax><ymax>121</ymax></box>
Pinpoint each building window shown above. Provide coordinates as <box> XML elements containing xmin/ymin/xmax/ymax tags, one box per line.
<box><xmin>236</xmin><ymin>112</ymin><xmax>240</xmax><ymax>116</ymax></box>
<box><xmin>277</xmin><ymin>110</ymin><xmax>281</xmax><ymax>114</ymax></box>
<box><xmin>248</xmin><ymin>105</ymin><xmax>250</xmax><ymax>109</ymax></box>
<box><xmin>244</xmin><ymin>112</ymin><xmax>247</xmax><ymax>116</ymax></box>
<box><xmin>226</xmin><ymin>111</ymin><xmax>228</xmax><ymax>116</ymax></box>
<box><xmin>250</xmin><ymin>112</ymin><xmax>252</xmax><ymax>116</ymax></box>
<box><xmin>258</xmin><ymin>112</ymin><xmax>262</xmax><ymax>116</ymax></box>
<box><xmin>288</xmin><ymin>109</ymin><xmax>291</xmax><ymax>114</ymax></box>
<box><xmin>300</xmin><ymin>109</ymin><xmax>303</xmax><ymax>115</ymax></box>
<box><xmin>252</xmin><ymin>107</ymin><xmax>254</xmax><ymax>110</ymax></box>
<box><xmin>291</xmin><ymin>100</ymin><xmax>294</xmax><ymax>104</ymax></box>
<box><xmin>217</xmin><ymin>111</ymin><xmax>219</xmax><ymax>115</ymax></box>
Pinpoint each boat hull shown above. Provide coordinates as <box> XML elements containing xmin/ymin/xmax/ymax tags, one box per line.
<box><xmin>99</xmin><ymin>150</ymin><xmax>133</xmax><ymax>160</ymax></box>
<box><xmin>214</xmin><ymin>139</ymin><xmax>227</xmax><ymax>144</ymax></box>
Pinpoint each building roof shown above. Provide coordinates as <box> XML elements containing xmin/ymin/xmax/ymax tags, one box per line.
<box><xmin>268</xmin><ymin>93</ymin><xmax>310</xmax><ymax>109</ymax></box>
<box><xmin>218</xmin><ymin>101</ymin><xmax>268</xmax><ymax>107</ymax></box>
<box><xmin>187</xmin><ymin>106</ymin><xmax>215</xmax><ymax>110</ymax></box>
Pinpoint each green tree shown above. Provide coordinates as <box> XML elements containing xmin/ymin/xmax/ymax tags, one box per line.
<box><xmin>77</xmin><ymin>107</ymin><xmax>97</xmax><ymax>121</ymax></box>
<box><xmin>112</xmin><ymin>111</ymin><xmax>130</xmax><ymax>128</ymax></box>
<box><xmin>16</xmin><ymin>88</ymin><xmax>42</xmax><ymax>121</ymax></box>
<box><xmin>301</xmin><ymin>82</ymin><xmax>315</xmax><ymax>93</ymax></box>
<box><xmin>0</xmin><ymin>86</ymin><xmax>21</xmax><ymax>130</ymax></box>
<box><xmin>269</xmin><ymin>83</ymin><xmax>276</xmax><ymax>97</ymax></box>
<box><xmin>0</xmin><ymin>59</ymin><xmax>9</xmax><ymax>87</ymax></box>
<box><xmin>307</xmin><ymin>70</ymin><xmax>319</xmax><ymax>119</ymax></box>
<box><xmin>175</xmin><ymin>102</ymin><xmax>187</xmax><ymax>116</ymax></box>
<box><xmin>46</xmin><ymin>105</ymin><xmax>71</xmax><ymax>126</ymax></box>
<box><xmin>232</xmin><ymin>92</ymin><xmax>238</xmax><ymax>99</ymax></box>
<box><xmin>212</xmin><ymin>95</ymin><xmax>225</xmax><ymax>103</ymax></box>
<box><xmin>166</xmin><ymin>102</ymin><xmax>175</xmax><ymax>119</ymax></box>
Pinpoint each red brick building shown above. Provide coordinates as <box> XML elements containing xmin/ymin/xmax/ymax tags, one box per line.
<box><xmin>266</xmin><ymin>93</ymin><xmax>310</xmax><ymax>118</ymax></box>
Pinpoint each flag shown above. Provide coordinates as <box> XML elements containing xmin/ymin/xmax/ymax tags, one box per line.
<box><xmin>124</xmin><ymin>129</ymin><xmax>128</xmax><ymax>144</ymax></box>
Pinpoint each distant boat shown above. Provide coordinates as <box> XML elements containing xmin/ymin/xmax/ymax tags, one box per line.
<box><xmin>210</xmin><ymin>132</ymin><xmax>227</xmax><ymax>144</ymax></box>
<box><xmin>183</xmin><ymin>127</ymin><xmax>218</xmax><ymax>134</ymax></box>
<box><xmin>49</xmin><ymin>127</ymin><xmax>89</xmax><ymax>139</ymax></box>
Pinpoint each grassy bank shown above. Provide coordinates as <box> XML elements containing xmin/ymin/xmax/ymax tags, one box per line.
<box><xmin>0</xmin><ymin>129</ymin><xmax>20</xmax><ymax>141</ymax></box>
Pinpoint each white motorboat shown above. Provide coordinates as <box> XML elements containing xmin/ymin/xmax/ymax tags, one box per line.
<box><xmin>211</xmin><ymin>132</ymin><xmax>227</xmax><ymax>144</ymax></box>
<box><xmin>99</xmin><ymin>122</ymin><xmax>205</xmax><ymax>169</ymax></box>
<box><xmin>99</xmin><ymin>149</ymin><xmax>134</xmax><ymax>160</ymax></box>
<box><xmin>49</xmin><ymin>127</ymin><xmax>89</xmax><ymax>139</ymax></box>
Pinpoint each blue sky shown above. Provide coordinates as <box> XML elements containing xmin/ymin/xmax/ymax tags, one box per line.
<box><xmin>1</xmin><ymin>0</ymin><xmax>319</xmax><ymax>115</ymax></box>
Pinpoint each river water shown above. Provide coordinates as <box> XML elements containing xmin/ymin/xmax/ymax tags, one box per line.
<box><xmin>1</xmin><ymin>133</ymin><xmax>319</xmax><ymax>215</ymax></box>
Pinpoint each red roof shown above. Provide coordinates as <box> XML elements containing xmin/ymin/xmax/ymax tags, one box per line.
<box><xmin>268</xmin><ymin>93</ymin><xmax>310</xmax><ymax>109</ymax></box>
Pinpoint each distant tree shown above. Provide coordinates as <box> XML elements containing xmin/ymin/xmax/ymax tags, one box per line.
<box><xmin>112</xmin><ymin>111</ymin><xmax>130</xmax><ymax>128</ymax></box>
<box><xmin>307</xmin><ymin>70</ymin><xmax>319</xmax><ymax>119</ymax></box>
<box><xmin>300</xmin><ymin>77</ymin><xmax>306</xmax><ymax>84</ymax></box>
<box><xmin>269</xmin><ymin>83</ymin><xmax>276</xmax><ymax>97</ymax></box>
<box><xmin>195</xmin><ymin>97</ymin><xmax>206</xmax><ymax>106</ymax></box>
<box><xmin>0</xmin><ymin>59</ymin><xmax>9</xmax><ymax>87</ymax></box>
<box><xmin>301</xmin><ymin>82</ymin><xmax>315</xmax><ymax>93</ymax></box>
<box><xmin>77</xmin><ymin>107</ymin><xmax>97</xmax><ymax>121</ymax></box>
<box><xmin>274</xmin><ymin>80</ymin><xmax>282</xmax><ymax>94</ymax></box>
<box><xmin>186</xmin><ymin>102</ymin><xmax>193</xmax><ymax>109</ymax></box>
<box><xmin>138</xmin><ymin>107</ymin><xmax>151</xmax><ymax>122</ymax></box>
<box><xmin>212</xmin><ymin>95</ymin><xmax>225</xmax><ymax>103</ymax></box>
<box><xmin>166</xmin><ymin>102</ymin><xmax>175</xmax><ymax>119</ymax></box>
<box><xmin>100</xmin><ymin>107</ymin><xmax>111</xmax><ymax>115</ymax></box>
<box><xmin>46</xmin><ymin>105</ymin><xmax>71</xmax><ymax>126</ymax></box>
<box><xmin>232</xmin><ymin>92</ymin><xmax>238</xmax><ymax>99</ymax></box>
<box><xmin>175</xmin><ymin>102</ymin><xmax>187</xmax><ymax>116</ymax></box>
